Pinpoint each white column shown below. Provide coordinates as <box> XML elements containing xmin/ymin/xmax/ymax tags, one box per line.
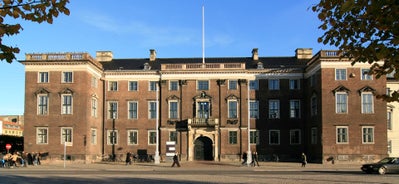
<box><xmin>246</xmin><ymin>81</ymin><xmax>252</xmax><ymax>166</ymax></box>
<box><xmin>154</xmin><ymin>82</ymin><xmax>160</xmax><ymax>164</ymax></box>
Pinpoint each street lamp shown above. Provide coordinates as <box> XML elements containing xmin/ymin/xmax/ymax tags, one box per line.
<box><xmin>246</xmin><ymin>80</ymin><xmax>252</xmax><ymax>166</ymax></box>
<box><xmin>111</xmin><ymin>107</ymin><xmax>116</xmax><ymax>162</ymax></box>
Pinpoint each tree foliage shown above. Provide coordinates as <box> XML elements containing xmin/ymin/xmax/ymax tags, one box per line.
<box><xmin>0</xmin><ymin>0</ymin><xmax>70</xmax><ymax>63</ymax></box>
<box><xmin>312</xmin><ymin>0</ymin><xmax>399</xmax><ymax>101</ymax></box>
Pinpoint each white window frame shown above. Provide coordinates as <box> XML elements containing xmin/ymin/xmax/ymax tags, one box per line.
<box><xmin>148</xmin><ymin>130</ymin><xmax>157</xmax><ymax>145</ymax></box>
<box><xmin>197</xmin><ymin>80</ymin><xmax>209</xmax><ymax>90</ymax></box>
<box><xmin>38</xmin><ymin>72</ymin><xmax>49</xmax><ymax>83</ymax></box>
<box><xmin>228</xmin><ymin>131</ymin><xmax>238</xmax><ymax>144</ymax></box>
<box><xmin>129</xmin><ymin>81</ymin><xmax>138</xmax><ymax>91</ymax></box>
<box><xmin>91</xmin><ymin>128</ymin><xmax>97</xmax><ymax>145</ymax></box>
<box><xmin>169</xmin><ymin>131</ymin><xmax>177</xmax><ymax>142</ymax></box>
<box><xmin>91</xmin><ymin>97</ymin><xmax>97</xmax><ymax>117</ymax></box>
<box><xmin>62</xmin><ymin>71</ymin><xmax>73</xmax><ymax>83</ymax></box>
<box><xmin>289</xmin><ymin>100</ymin><xmax>301</xmax><ymax>118</ymax></box>
<box><xmin>336</xmin><ymin>126</ymin><xmax>349</xmax><ymax>144</ymax></box>
<box><xmin>336</xmin><ymin>92</ymin><xmax>348</xmax><ymax>113</ymax></box>
<box><xmin>269</xmin><ymin>100</ymin><xmax>280</xmax><ymax>119</ymax></box>
<box><xmin>387</xmin><ymin>109</ymin><xmax>392</xmax><ymax>130</ymax></box>
<box><xmin>108</xmin><ymin>81</ymin><xmax>118</xmax><ymax>91</ymax></box>
<box><xmin>250</xmin><ymin>100</ymin><xmax>259</xmax><ymax>119</ymax></box>
<box><xmin>228</xmin><ymin>100</ymin><xmax>238</xmax><ymax>119</ymax></box>
<box><xmin>269</xmin><ymin>130</ymin><xmax>280</xmax><ymax>145</ymax></box>
<box><xmin>169</xmin><ymin>81</ymin><xmax>179</xmax><ymax>91</ymax></box>
<box><xmin>249</xmin><ymin>80</ymin><xmax>258</xmax><ymax>90</ymax></box>
<box><xmin>268</xmin><ymin>79</ymin><xmax>280</xmax><ymax>90</ymax></box>
<box><xmin>228</xmin><ymin>80</ymin><xmax>238</xmax><ymax>90</ymax></box>
<box><xmin>361</xmin><ymin>92</ymin><xmax>374</xmax><ymax>114</ymax></box>
<box><xmin>128</xmin><ymin>101</ymin><xmax>138</xmax><ymax>119</ymax></box>
<box><xmin>148</xmin><ymin>101</ymin><xmax>157</xmax><ymax>119</ymax></box>
<box><xmin>250</xmin><ymin>130</ymin><xmax>259</xmax><ymax>145</ymax></box>
<box><xmin>361</xmin><ymin>68</ymin><xmax>373</xmax><ymax>80</ymax></box>
<box><xmin>61</xmin><ymin>127</ymin><xmax>73</xmax><ymax>144</ymax></box>
<box><xmin>108</xmin><ymin>101</ymin><xmax>118</xmax><ymax>119</ymax></box>
<box><xmin>37</xmin><ymin>94</ymin><xmax>49</xmax><ymax>115</ymax></box>
<box><xmin>107</xmin><ymin>130</ymin><xmax>118</xmax><ymax>145</ymax></box>
<box><xmin>289</xmin><ymin>79</ymin><xmax>300</xmax><ymax>90</ymax></box>
<box><xmin>61</xmin><ymin>94</ymin><xmax>73</xmax><ymax>115</ymax></box>
<box><xmin>36</xmin><ymin>127</ymin><xmax>48</xmax><ymax>144</ymax></box>
<box><xmin>169</xmin><ymin>101</ymin><xmax>179</xmax><ymax>119</ymax></box>
<box><xmin>127</xmin><ymin>130</ymin><xmax>138</xmax><ymax>145</ymax></box>
<box><xmin>290</xmin><ymin>129</ymin><xmax>301</xmax><ymax>145</ymax></box>
<box><xmin>149</xmin><ymin>81</ymin><xmax>158</xmax><ymax>91</ymax></box>
<box><xmin>362</xmin><ymin>126</ymin><xmax>374</xmax><ymax>144</ymax></box>
<box><xmin>335</xmin><ymin>69</ymin><xmax>347</xmax><ymax>80</ymax></box>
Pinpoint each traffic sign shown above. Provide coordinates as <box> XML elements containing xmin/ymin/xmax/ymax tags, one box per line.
<box><xmin>5</xmin><ymin>143</ymin><xmax>11</xmax><ymax>150</ymax></box>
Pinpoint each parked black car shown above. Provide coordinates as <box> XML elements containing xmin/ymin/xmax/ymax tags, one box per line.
<box><xmin>361</xmin><ymin>157</ymin><xmax>399</xmax><ymax>174</ymax></box>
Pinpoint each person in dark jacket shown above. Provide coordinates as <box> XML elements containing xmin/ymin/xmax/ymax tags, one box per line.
<box><xmin>125</xmin><ymin>152</ymin><xmax>132</xmax><ymax>165</ymax></box>
<box><xmin>171</xmin><ymin>152</ymin><xmax>180</xmax><ymax>167</ymax></box>
<box><xmin>301</xmin><ymin>153</ymin><xmax>307</xmax><ymax>167</ymax></box>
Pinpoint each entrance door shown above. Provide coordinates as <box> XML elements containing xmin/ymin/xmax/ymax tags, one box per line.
<box><xmin>194</xmin><ymin>136</ymin><xmax>213</xmax><ymax>160</ymax></box>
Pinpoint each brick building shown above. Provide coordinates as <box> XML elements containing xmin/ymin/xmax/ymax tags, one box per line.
<box><xmin>19</xmin><ymin>48</ymin><xmax>388</xmax><ymax>163</ymax></box>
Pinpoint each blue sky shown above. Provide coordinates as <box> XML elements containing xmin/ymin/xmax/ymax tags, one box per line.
<box><xmin>0</xmin><ymin>0</ymin><xmax>334</xmax><ymax>115</ymax></box>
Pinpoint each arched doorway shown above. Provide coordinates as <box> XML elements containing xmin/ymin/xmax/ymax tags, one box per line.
<box><xmin>194</xmin><ymin>136</ymin><xmax>213</xmax><ymax>161</ymax></box>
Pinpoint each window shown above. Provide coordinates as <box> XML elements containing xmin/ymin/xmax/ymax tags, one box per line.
<box><xmin>336</xmin><ymin>126</ymin><xmax>348</xmax><ymax>144</ymax></box>
<box><xmin>361</xmin><ymin>93</ymin><xmax>374</xmax><ymax>114</ymax></box>
<box><xmin>309</xmin><ymin>75</ymin><xmax>315</xmax><ymax>87</ymax></box>
<box><xmin>148</xmin><ymin>130</ymin><xmax>157</xmax><ymax>145</ymax></box>
<box><xmin>311</xmin><ymin>127</ymin><xmax>317</xmax><ymax>144</ymax></box>
<box><xmin>268</xmin><ymin>79</ymin><xmax>279</xmax><ymax>90</ymax></box>
<box><xmin>311</xmin><ymin>95</ymin><xmax>317</xmax><ymax>116</ymax></box>
<box><xmin>197</xmin><ymin>80</ymin><xmax>209</xmax><ymax>90</ymax></box>
<box><xmin>197</xmin><ymin>101</ymin><xmax>210</xmax><ymax>118</ymax></box>
<box><xmin>91</xmin><ymin>76</ymin><xmax>98</xmax><ymax>88</ymax></box>
<box><xmin>336</xmin><ymin>93</ymin><xmax>348</xmax><ymax>113</ymax></box>
<box><xmin>228</xmin><ymin>100</ymin><xmax>238</xmax><ymax>118</ymax></box>
<box><xmin>108</xmin><ymin>102</ymin><xmax>118</xmax><ymax>119</ymax></box>
<box><xmin>335</xmin><ymin>69</ymin><xmax>347</xmax><ymax>80</ymax></box>
<box><xmin>37</xmin><ymin>94</ymin><xmax>48</xmax><ymax>115</ymax></box>
<box><xmin>229</xmin><ymin>131</ymin><xmax>237</xmax><ymax>144</ymax></box>
<box><xmin>61</xmin><ymin>94</ymin><xmax>72</xmax><ymax>114</ymax></box>
<box><xmin>127</xmin><ymin>130</ymin><xmax>138</xmax><ymax>145</ymax></box>
<box><xmin>149</xmin><ymin>81</ymin><xmax>158</xmax><ymax>91</ymax></box>
<box><xmin>38</xmin><ymin>72</ymin><xmax>49</xmax><ymax>83</ymax></box>
<box><xmin>362</xmin><ymin>126</ymin><xmax>374</xmax><ymax>144</ymax></box>
<box><xmin>169</xmin><ymin>131</ymin><xmax>177</xmax><ymax>142</ymax></box>
<box><xmin>91</xmin><ymin>129</ymin><xmax>97</xmax><ymax>145</ymax></box>
<box><xmin>36</xmin><ymin>127</ymin><xmax>48</xmax><ymax>144</ymax></box>
<box><xmin>289</xmin><ymin>79</ymin><xmax>300</xmax><ymax>90</ymax></box>
<box><xmin>107</xmin><ymin>130</ymin><xmax>118</xmax><ymax>145</ymax></box>
<box><xmin>269</xmin><ymin>130</ymin><xmax>280</xmax><ymax>145</ymax></box>
<box><xmin>170</xmin><ymin>81</ymin><xmax>178</xmax><ymax>91</ymax></box>
<box><xmin>289</xmin><ymin>100</ymin><xmax>300</xmax><ymax>118</ymax></box>
<box><xmin>109</xmin><ymin>81</ymin><xmax>118</xmax><ymax>91</ymax></box>
<box><xmin>250</xmin><ymin>130</ymin><xmax>259</xmax><ymax>145</ymax></box>
<box><xmin>128</xmin><ymin>101</ymin><xmax>138</xmax><ymax>119</ymax></box>
<box><xmin>148</xmin><ymin>101</ymin><xmax>157</xmax><ymax>119</ymax></box>
<box><xmin>62</xmin><ymin>71</ymin><xmax>73</xmax><ymax>83</ymax></box>
<box><xmin>229</xmin><ymin>80</ymin><xmax>237</xmax><ymax>90</ymax></box>
<box><xmin>61</xmin><ymin>127</ymin><xmax>73</xmax><ymax>144</ymax></box>
<box><xmin>361</xmin><ymin>69</ymin><xmax>372</xmax><ymax>80</ymax></box>
<box><xmin>91</xmin><ymin>98</ymin><xmax>97</xmax><ymax>117</ymax></box>
<box><xmin>169</xmin><ymin>101</ymin><xmax>178</xmax><ymax>119</ymax></box>
<box><xmin>129</xmin><ymin>81</ymin><xmax>138</xmax><ymax>91</ymax></box>
<box><xmin>290</xmin><ymin>129</ymin><xmax>301</xmax><ymax>144</ymax></box>
<box><xmin>269</xmin><ymin>100</ymin><xmax>280</xmax><ymax>119</ymax></box>
<box><xmin>250</xmin><ymin>101</ymin><xmax>259</xmax><ymax>119</ymax></box>
<box><xmin>249</xmin><ymin>80</ymin><xmax>258</xmax><ymax>90</ymax></box>
<box><xmin>388</xmin><ymin>140</ymin><xmax>392</xmax><ymax>154</ymax></box>
<box><xmin>388</xmin><ymin>110</ymin><xmax>392</xmax><ymax>130</ymax></box>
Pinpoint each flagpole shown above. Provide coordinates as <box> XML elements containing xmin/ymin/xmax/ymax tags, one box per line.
<box><xmin>202</xmin><ymin>3</ymin><xmax>205</xmax><ymax>64</ymax></box>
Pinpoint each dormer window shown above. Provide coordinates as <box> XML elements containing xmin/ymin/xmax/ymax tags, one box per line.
<box><xmin>144</xmin><ymin>63</ymin><xmax>151</xmax><ymax>70</ymax></box>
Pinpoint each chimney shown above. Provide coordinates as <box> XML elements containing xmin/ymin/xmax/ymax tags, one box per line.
<box><xmin>252</xmin><ymin>48</ymin><xmax>259</xmax><ymax>61</ymax></box>
<box><xmin>149</xmin><ymin>49</ymin><xmax>156</xmax><ymax>61</ymax></box>
<box><xmin>295</xmin><ymin>48</ymin><xmax>313</xmax><ymax>59</ymax></box>
<box><xmin>96</xmin><ymin>51</ymin><xmax>113</xmax><ymax>62</ymax></box>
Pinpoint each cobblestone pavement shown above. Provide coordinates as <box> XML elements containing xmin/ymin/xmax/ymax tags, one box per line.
<box><xmin>1</xmin><ymin>161</ymin><xmax>399</xmax><ymax>184</ymax></box>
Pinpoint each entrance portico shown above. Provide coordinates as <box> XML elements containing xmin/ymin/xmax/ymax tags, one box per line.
<box><xmin>187</xmin><ymin>118</ymin><xmax>219</xmax><ymax>161</ymax></box>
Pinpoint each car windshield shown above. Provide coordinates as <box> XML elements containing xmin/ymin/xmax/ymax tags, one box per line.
<box><xmin>378</xmin><ymin>158</ymin><xmax>395</xmax><ymax>164</ymax></box>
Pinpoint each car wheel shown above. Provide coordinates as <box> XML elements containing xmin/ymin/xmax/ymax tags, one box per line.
<box><xmin>378</xmin><ymin>167</ymin><xmax>386</xmax><ymax>175</ymax></box>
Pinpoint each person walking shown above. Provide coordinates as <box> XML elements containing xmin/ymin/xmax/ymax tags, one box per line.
<box><xmin>171</xmin><ymin>152</ymin><xmax>180</xmax><ymax>167</ymax></box>
<box><xmin>301</xmin><ymin>153</ymin><xmax>307</xmax><ymax>167</ymax></box>
<box><xmin>251</xmin><ymin>152</ymin><xmax>260</xmax><ymax>167</ymax></box>
<box><xmin>125</xmin><ymin>151</ymin><xmax>132</xmax><ymax>165</ymax></box>
<box><xmin>241</xmin><ymin>152</ymin><xmax>247</xmax><ymax>166</ymax></box>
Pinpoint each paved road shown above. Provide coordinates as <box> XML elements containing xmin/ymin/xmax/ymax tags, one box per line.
<box><xmin>1</xmin><ymin>161</ymin><xmax>399</xmax><ymax>184</ymax></box>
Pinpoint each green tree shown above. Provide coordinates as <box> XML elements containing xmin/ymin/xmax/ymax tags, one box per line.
<box><xmin>0</xmin><ymin>0</ymin><xmax>70</xmax><ymax>63</ymax></box>
<box><xmin>312</xmin><ymin>0</ymin><xmax>399</xmax><ymax>101</ymax></box>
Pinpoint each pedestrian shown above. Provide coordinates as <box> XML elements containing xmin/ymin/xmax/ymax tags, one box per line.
<box><xmin>241</xmin><ymin>152</ymin><xmax>247</xmax><ymax>166</ymax></box>
<box><xmin>171</xmin><ymin>152</ymin><xmax>180</xmax><ymax>167</ymax></box>
<box><xmin>301</xmin><ymin>153</ymin><xmax>307</xmax><ymax>167</ymax></box>
<box><xmin>27</xmin><ymin>152</ymin><xmax>33</xmax><ymax>165</ymax></box>
<box><xmin>125</xmin><ymin>151</ymin><xmax>132</xmax><ymax>165</ymax></box>
<box><xmin>251</xmin><ymin>152</ymin><xmax>259</xmax><ymax>167</ymax></box>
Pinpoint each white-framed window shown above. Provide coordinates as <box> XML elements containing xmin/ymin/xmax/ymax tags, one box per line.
<box><xmin>169</xmin><ymin>101</ymin><xmax>178</xmax><ymax>119</ymax></box>
<box><xmin>311</xmin><ymin>127</ymin><xmax>317</xmax><ymax>144</ymax></box>
<box><xmin>228</xmin><ymin>100</ymin><xmax>238</xmax><ymax>119</ymax></box>
<box><xmin>109</xmin><ymin>81</ymin><xmax>118</xmax><ymax>91</ymax></box>
<box><xmin>249</xmin><ymin>80</ymin><xmax>258</xmax><ymax>90</ymax></box>
<box><xmin>107</xmin><ymin>130</ymin><xmax>118</xmax><ymax>145</ymax></box>
<box><xmin>388</xmin><ymin>110</ymin><xmax>392</xmax><ymax>130</ymax></box>
<box><xmin>62</xmin><ymin>71</ymin><xmax>73</xmax><ymax>83</ymax></box>
<box><xmin>362</xmin><ymin>126</ymin><xmax>374</xmax><ymax>144</ymax></box>
<box><xmin>38</xmin><ymin>72</ymin><xmax>49</xmax><ymax>83</ymax></box>
<box><xmin>311</xmin><ymin>95</ymin><xmax>317</xmax><ymax>116</ymax></box>
<box><xmin>361</xmin><ymin>69</ymin><xmax>373</xmax><ymax>80</ymax></box>
<box><xmin>335</xmin><ymin>69</ymin><xmax>347</xmax><ymax>80</ymax></box>
<box><xmin>169</xmin><ymin>81</ymin><xmax>179</xmax><ymax>91</ymax></box>
<box><xmin>229</xmin><ymin>131</ymin><xmax>238</xmax><ymax>144</ymax></box>
<box><xmin>269</xmin><ymin>130</ymin><xmax>280</xmax><ymax>145</ymax></box>
<box><xmin>91</xmin><ymin>76</ymin><xmax>98</xmax><ymax>88</ymax></box>
<box><xmin>108</xmin><ymin>101</ymin><xmax>118</xmax><ymax>119</ymax></box>
<box><xmin>229</xmin><ymin>80</ymin><xmax>238</xmax><ymax>90</ymax></box>
<box><xmin>148</xmin><ymin>130</ymin><xmax>157</xmax><ymax>145</ymax></box>
<box><xmin>36</xmin><ymin>127</ymin><xmax>48</xmax><ymax>144</ymax></box>
<box><xmin>361</xmin><ymin>92</ymin><xmax>374</xmax><ymax>114</ymax></box>
<box><xmin>336</xmin><ymin>126</ymin><xmax>348</xmax><ymax>144</ymax></box>
<box><xmin>289</xmin><ymin>100</ymin><xmax>300</xmax><ymax>118</ymax></box>
<box><xmin>148</xmin><ymin>101</ymin><xmax>157</xmax><ymax>119</ymax></box>
<box><xmin>197</xmin><ymin>80</ymin><xmax>209</xmax><ymax>90</ymax></box>
<box><xmin>269</xmin><ymin>100</ymin><xmax>280</xmax><ymax>119</ymax></box>
<box><xmin>290</xmin><ymin>129</ymin><xmax>301</xmax><ymax>145</ymax></box>
<box><xmin>149</xmin><ymin>81</ymin><xmax>158</xmax><ymax>91</ymax></box>
<box><xmin>289</xmin><ymin>79</ymin><xmax>300</xmax><ymax>90</ymax></box>
<box><xmin>61</xmin><ymin>94</ymin><xmax>73</xmax><ymax>114</ymax></box>
<box><xmin>250</xmin><ymin>100</ymin><xmax>259</xmax><ymax>119</ymax></box>
<box><xmin>91</xmin><ymin>98</ymin><xmax>97</xmax><ymax>117</ymax></box>
<box><xmin>129</xmin><ymin>81</ymin><xmax>138</xmax><ymax>91</ymax></box>
<box><xmin>91</xmin><ymin>128</ymin><xmax>97</xmax><ymax>145</ymax></box>
<box><xmin>268</xmin><ymin>79</ymin><xmax>279</xmax><ymax>90</ymax></box>
<box><xmin>388</xmin><ymin>140</ymin><xmax>392</xmax><ymax>154</ymax></box>
<box><xmin>250</xmin><ymin>130</ymin><xmax>259</xmax><ymax>145</ymax></box>
<box><xmin>128</xmin><ymin>101</ymin><xmax>138</xmax><ymax>119</ymax></box>
<box><xmin>169</xmin><ymin>131</ymin><xmax>177</xmax><ymax>142</ymax></box>
<box><xmin>61</xmin><ymin>127</ymin><xmax>73</xmax><ymax>144</ymax></box>
<box><xmin>336</xmin><ymin>92</ymin><xmax>348</xmax><ymax>113</ymax></box>
<box><xmin>37</xmin><ymin>94</ymin><xmax>49</xmax><ymax>115</ymax></box>
<box><xmin>127</xmin><ymin>130</ymin><xmax>138</xmax><ymax>145</ymax></box>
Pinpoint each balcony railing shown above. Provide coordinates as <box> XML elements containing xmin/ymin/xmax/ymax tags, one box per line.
<box><xmin>25</xmin><ymin>53</ymin><xmax>93</xmax><ymax>61</ymax></box>
<box><xmin>161</xmin><ymin>63</ymin><xmax>245</xmax><ymax>71</ymax></box>
<box><xmin>188</xmin><ymin>118</ymin><xmax>218</xmax><ymax>127</ymax></box>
